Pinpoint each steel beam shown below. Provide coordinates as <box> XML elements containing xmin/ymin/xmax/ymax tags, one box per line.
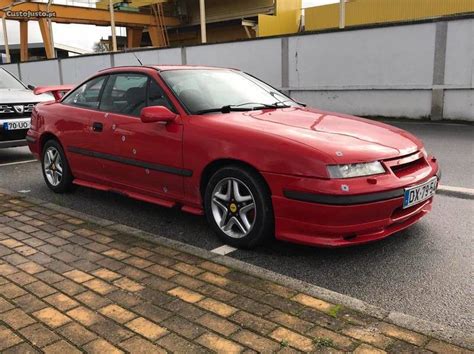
<box><xmin>19</xmin><ymin>20</ymin><xmax>28</xmax><ymax>62</ymax></box>
<box><xmin>0</xmin><ymin>2</ymin><xmax>179</xmax><ymax>27</ymax></box>
<box><xmin>149</xmin><ymin>26</ymin><xmax>165</xmax><ymax>48</ymax></box>
<box><xmin>127</xmin><ymin>27</ymin><xmax>143</xmax><ymax>49</ymax></box>
<box><xmin>38</xmin><ymin>18</ymin><xmax>54</xmax><ymax>59</ymax></box>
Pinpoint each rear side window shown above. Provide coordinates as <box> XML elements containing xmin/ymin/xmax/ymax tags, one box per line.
<box><xmin>62</xmin><ymin>76</ymin><xmax>107</xmax><ymax>109</ymax></box>
<box><xmin>99</xmin><ymin>73</ymin><xmax>148</xmax><ymax>117</ymax></box>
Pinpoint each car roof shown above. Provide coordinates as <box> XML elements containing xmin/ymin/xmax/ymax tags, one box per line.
<box><xmin>99</xmin><ymin>65</ymin><xmax>239</xmax><ymax>73</ymax></box>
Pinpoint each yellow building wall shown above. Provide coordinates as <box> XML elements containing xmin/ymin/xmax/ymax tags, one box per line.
<box><xmin>180</xmin><ymin>0</ymin><xmax>274</xmax><ymax>26</ymax></box>
<box><xmin>258</xmin><ymin>0</ymin><xmax>302</xmax><ymax>37</ymax></box>
<box><xmin>305</xmin><ymin>0</ymin><xmax>474</xmax><ymax>31</ymax></box>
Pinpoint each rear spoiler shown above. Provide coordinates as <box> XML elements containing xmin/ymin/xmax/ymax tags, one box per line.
<box><xmin>33</xmin><ymin>85</ymin><xmax>75</xmax><ymax>101</ymax></box>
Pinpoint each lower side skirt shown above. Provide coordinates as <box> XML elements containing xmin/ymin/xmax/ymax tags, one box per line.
<box><xmin>73</xmin><ymin>178</ymin><xmax>204</xmax><ymax>216</ymax></box>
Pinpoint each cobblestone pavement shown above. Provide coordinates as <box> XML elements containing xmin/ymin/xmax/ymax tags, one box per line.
<box><xmin>0</xmin><ymin>192</ymin><xmax>471</xmax><ymax>353</ymax></box>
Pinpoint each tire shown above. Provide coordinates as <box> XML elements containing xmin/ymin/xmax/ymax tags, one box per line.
<box><xmin>204</xmin><ymin>165</ymin><xmax>274</xmax><ymax>248</ymax></box>
<box><xmin>41</xmin><ymin>139</ymin><xmax>75</xmax><ymax>193</ymax></box>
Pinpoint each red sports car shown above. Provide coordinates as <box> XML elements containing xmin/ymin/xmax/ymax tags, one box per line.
<box><xmin>27</xmin><ymin>65</ymin><xmax>440</xmax><ymax>248</ymax></box>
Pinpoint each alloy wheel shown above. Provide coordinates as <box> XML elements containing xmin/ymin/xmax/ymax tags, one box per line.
<box><xmin>43</xmin><ymin>146</ymin><xmax>63</xmax><ymax>187</ymax></box>
<box><xmin>211</xmin><ymin>177</ymin><xmax>256</xmax><ymax>239</ymax></box>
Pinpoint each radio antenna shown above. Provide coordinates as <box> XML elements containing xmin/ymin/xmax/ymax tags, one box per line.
<box><xmin>132</xmin><ymin>51</ymin><xmax>143</xmax><ymax>66</ymax></box>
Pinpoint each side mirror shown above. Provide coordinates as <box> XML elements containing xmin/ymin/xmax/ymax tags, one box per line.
<box><xmin>140</xmin><ymin>106</ymin><xmax>177</xmax><ymax>124</ymax></box>
<box><xmin>27</xmin><ymin>84</ymin><xmax>36</xmax><ymax>90</ymax></box>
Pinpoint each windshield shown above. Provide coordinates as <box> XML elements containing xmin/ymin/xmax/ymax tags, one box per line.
<box><xmin>160</xmin><ymin>69</ymin><xmax>300</xmax><ymax>114</ymax></box>
<box><xmin>0</xmin><ymin>69</ymin><xmax>26</xmax><ymax>90</ymax></box>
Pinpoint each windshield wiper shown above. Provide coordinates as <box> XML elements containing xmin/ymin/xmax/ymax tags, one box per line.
<box><xmin>195</xmin><ymin>107</ymin><xmax>253</xmax><ymax>115</ymax></box>
<box><xmin>195</xmin><ymin>101</ymin><xmax>292</xmax><ymax>115</ymax></box>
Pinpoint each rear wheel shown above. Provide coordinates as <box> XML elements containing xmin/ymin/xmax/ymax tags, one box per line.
<box><xmin>204</xmin><ymin>166</ymin><xmax>274</xmax><ymax>248</ymax></box>
<box><xmin>41</xmin><ymin>139</ymin><xmax>74</xmax><ymax>193</ymax></box>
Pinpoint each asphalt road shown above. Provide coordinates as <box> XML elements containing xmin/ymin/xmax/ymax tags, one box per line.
<box><xmin>0</xmin><ymin>121</ymin><xmax>473</xmax><ymax>333</ymax></box>
<box><xmin>385</xmin><ymin>120</ymin><xmax>474</xmax><ymax>189</ymax></box>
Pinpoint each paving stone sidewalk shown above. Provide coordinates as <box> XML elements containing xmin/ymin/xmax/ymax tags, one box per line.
<box><xmin>0</xmin><ymin>192</ymin><xmax>471</xmax><ymax>353</ymax></box>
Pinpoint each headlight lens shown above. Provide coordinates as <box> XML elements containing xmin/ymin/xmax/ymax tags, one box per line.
<box><xmin>327</xmin><ymin>161</ymin><xmax>385</xmax><ymax>179</ymax></box>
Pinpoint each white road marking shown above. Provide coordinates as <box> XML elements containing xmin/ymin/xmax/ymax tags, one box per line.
<box><xmin>18</xmin><ymin>190</ymin><xmax>31</xmax><ymax>194</ymax></box>
<box><xmin>438</xmin><ymin>185</ymin><xmax>474</xmax><ymax>198</ymax></box>
<box><xmin>0</xmin><ymin>159</ymin><xmax>37</xmax><ymax>167</ymax></box>
<box><xmin>211</xmin><ymin>245</ymin><xmax>238</xmax><ymax>255</ymax></box>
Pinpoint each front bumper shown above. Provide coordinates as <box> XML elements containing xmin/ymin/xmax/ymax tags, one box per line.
<box><xmin>264</xmin><ymin>157</ymin><xmax>440</xmax><ymax>247</ymax></box>
<box><xmin>0</xmin><ymin>117</ymin><xmax>31</xmax><ymax>149</ymax></box>
<box><xmin>0</xmin><ymin>139</ymin><xmax>28</xmax><ymax>149</ymax></box>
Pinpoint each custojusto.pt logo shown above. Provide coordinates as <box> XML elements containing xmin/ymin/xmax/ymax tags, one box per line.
<box><xmin>6</xmin><ymin>10</ymin><xmax>56</xmax><ymax>18</ymax></box>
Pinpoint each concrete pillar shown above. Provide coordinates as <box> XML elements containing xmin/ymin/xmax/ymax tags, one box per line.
<box><xmin>431</xmin><ymin>21</ymin><xmax>448</xmax><ymax>121</ymax></box>
<box><xmin>281</xmin><ymin>37</ymin><xmax>289</xmax><ymax>95</ymax></box>
<box><xmin>109</xmin><ymin>0</ymin><xmax>117</xmax><ymax>51</ymax></box>
<box><xmin>1</xmin><ymin>15</ymin><xmax>11</xmax><ymax>63</ymax></box>
<box><xmin>199</xmin><ymin>0</ymin><xmax>207</xmax><ymax>43</ymax></box>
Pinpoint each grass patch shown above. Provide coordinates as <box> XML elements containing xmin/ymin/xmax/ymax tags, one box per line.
<box><xmin>280</xmin><ymin>340</ymin><xmax>289</xmax><ymax>347</ymax></box>
<box><xmin>313</xmin><ymin>337</ymin><xmax>334</xmax><ymax>348</ymax></box>
<box><xmin>328</xmin><ymin>304</ymin><xmax>342</xmax><ymax>318</ymax></box>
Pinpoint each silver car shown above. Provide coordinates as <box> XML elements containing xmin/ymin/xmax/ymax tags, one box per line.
<box><xmin>0</xmin><ymin>68</ymin><xmax>51</xmax><ymax>149</ymax></box>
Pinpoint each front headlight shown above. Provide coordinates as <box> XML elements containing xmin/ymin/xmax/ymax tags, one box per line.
<box><xmin>327</xmin><ymin>161</ymin><xmax>385</xmax><ymax>179</ymax></box>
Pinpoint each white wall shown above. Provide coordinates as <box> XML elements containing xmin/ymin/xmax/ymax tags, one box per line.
<box><xmin>444</xmin><ymin>19</ymin><xmax>474</xmax><ymax>87</ymax></box>
<box><xmin>1</xmin><ymin>63</ymin><xmax>19</xmax><ymax>78</ymax></box>
<box><xmin>113</xmin><ymin>48</ymin><xmax>182</xmax><ymax>66</ymax></box>
<box><xmin>61</xmin><ymin>54</ymin><xmax>112</xmax><ymax>84</ymax></box>
<box><xmin>186</xmin><ymin>39</ymin><xmax>282</xmax><ymax>87</ymax></box>
<box><xmin>288</xmin><ymin>23</ymin><xmax>436</xmax><ymax>89</ymax></box>
<box><xmin>444</xmin><ymin>90</ymin><xmax>474</xmax><ymax>120</ymax></box>
<box><xmin>20</xmin><ymin>60</ymin><xmax>61</xmax><ymax>86</ymax></box>
<box><xmin>291</xmin><ymin>90</ymin><xmax>432</xmax><ymax>118</ymax></box>
<box><xmin>1</xmin><ymin>18</ymin><xmax>472</xmax><ymax>121</ymax></box>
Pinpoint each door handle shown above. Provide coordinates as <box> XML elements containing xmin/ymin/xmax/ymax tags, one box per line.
<box><xmin>92</xmin><ymin>122</ymin><xmax>103</xmax><ymax>132</ymax></box>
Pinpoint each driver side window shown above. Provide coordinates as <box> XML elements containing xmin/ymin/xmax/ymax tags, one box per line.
<box><xmin>99</xmin><ymin>73</ymin><xmax>148</xmax><ymax>117</ymax></box>
<box><xmin>148</xmin><ymin>79</ymin><xmax>176</xmax><ymax>113</ymax></box>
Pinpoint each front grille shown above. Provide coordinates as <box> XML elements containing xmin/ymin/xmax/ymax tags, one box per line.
<box><xmin>383</xmin><ymin>151</ymin><xmax>428</xmax><ymax>178</ymax></box>
<box><xmin>390</xmin><ymin>158</ymin><xmax>427</xmax><ymax>178</ymax></box>
<box><xmin>0</xmin><ymin>103</ymin><xmax>35</xmax><ymax>119</ymax></box>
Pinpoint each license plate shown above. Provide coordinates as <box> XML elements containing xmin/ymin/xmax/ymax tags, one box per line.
<box><xmin>3</xmin><ymin>120</ymin><xmax>31</xmax><ymax>131</ymax></box>
<box><xmin>403</xmin><ymin>177</ymin><xmax>438</xmax><ymax>209</ymax></box>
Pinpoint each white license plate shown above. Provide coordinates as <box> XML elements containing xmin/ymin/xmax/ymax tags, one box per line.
<box><xmin>403</xmin><ymin>177</ymin><xmax>438</xmax><ymax>209</ymax></box>
<box><xmin>3</xmin><ymin>120</ymin><xmax>31</xmax><ymax>131</ymax></box>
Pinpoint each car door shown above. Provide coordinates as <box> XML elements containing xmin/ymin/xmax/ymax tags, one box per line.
<box><xmin>59</xmin><ymin>75</ymin><xmax>108</xmax><ymax>182</ymax></box>
<box><xmin>98</xmin><ymin>72</ymin><xmax>185</xmax><ymax>201</ymax></box>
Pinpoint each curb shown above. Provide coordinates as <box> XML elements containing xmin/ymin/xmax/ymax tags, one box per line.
<box><xmin>0</xmin><ymin>187</ymin><xmax>472</xmax><ymax>350</ymax></box>
<box><xmin>437</xmin><ymin>185</ymin><xmax>474</xmax><ymax>200</ymax></box>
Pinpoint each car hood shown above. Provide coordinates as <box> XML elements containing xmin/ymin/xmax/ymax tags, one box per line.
<box><xmin>232</xmin><ymin>107</ymin><xmax>422</xmax><ymax>163</ymax></box>
<box><xmin>0</xmin><ymin>88</ymin><xmax>52</xmax><ymax>103</ymax></box>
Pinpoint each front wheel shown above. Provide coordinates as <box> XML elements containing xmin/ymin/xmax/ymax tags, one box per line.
<box><xmin>204</xmin><ymin>166</ymin><xmax>274</xmax><ymax>248</ymax></box>
<box><xmin>41</xmin><ymin>139</ymin><xmax>74</xmax><ymax>193</ymax></box>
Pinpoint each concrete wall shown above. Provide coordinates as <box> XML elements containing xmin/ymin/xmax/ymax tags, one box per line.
<box><xmin>186</xmin><ymin>39</ymin><xmax>282</xmax><ymax>87</ymax></box>
<box><xmin>443</xmin><ymin>19</ymin><xmax>474</xmax><ymax>120</ymax></box>
<box><xmin>2</xmin><ymin>17</ymin><xmax>472</xmax><ymax>121</ymax></box>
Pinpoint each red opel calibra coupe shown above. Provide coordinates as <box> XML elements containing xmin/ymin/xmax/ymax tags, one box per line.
<box><xmin>27</xmin><ymin>65</ymin><xmax>440</xmax><ymax>248</ymax></box>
